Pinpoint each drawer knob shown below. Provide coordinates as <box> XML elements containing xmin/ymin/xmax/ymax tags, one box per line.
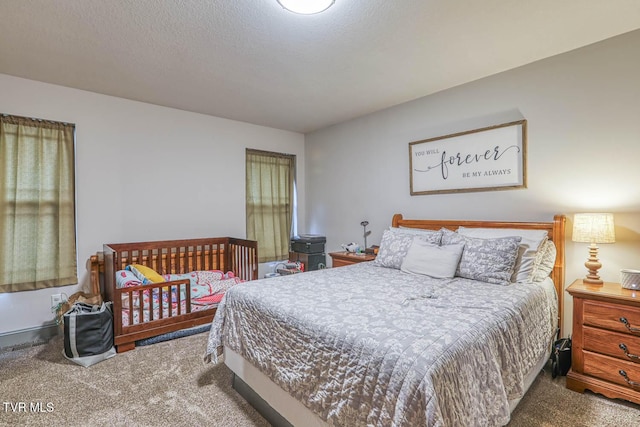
<box><xmin>619</xmin><ymin>370</ymin><xmax>640</xmax><ymax>390</ymax></box>
<box><xmin>619</xmin><ymin>317</ymin><xmax>640</xmax><ymax>334</ymax></box>
<box><xmin>619</xmin><ymin>343</ymin><xmax>640</xmax><ymax>362</ymax></box>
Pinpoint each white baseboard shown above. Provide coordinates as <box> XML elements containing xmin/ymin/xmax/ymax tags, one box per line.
<box><xmin>0</xmin><ymin>323</ymin><xmax>59</xmax><ymax>351</ymax></box>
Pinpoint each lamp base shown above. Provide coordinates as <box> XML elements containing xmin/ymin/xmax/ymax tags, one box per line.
<box><xmin>584</xmin><ymin>243</ymin><xmax>603</xmax><ymax>286</ymax></box>
<box><xmin>583</xmin><ymin>277</ymin><xmax>604</xmax><ymax>285</ymax></box>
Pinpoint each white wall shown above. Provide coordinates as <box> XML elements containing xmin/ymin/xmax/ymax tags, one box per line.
<box><xmin>305</xmin><ymin>30</ymin><xmax>640</xmax><ymax>335</ymax></box>
<box><xmin>0</xmin><ymin>74</ymin><xmax>305</xmax><ymax>334</ymax></box>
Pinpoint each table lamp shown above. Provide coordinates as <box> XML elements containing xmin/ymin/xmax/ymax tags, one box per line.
<box><xmin>361</xmin><ymin>220</ymin><xmax>370</xmax><ymax>250</ymax></box>
<box><xmin>572</xmin><ymin>213</ymin><xmax>615</xmax><ymax>285</ymax></box>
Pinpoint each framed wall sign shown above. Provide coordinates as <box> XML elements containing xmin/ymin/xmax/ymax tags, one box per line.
<box><xmin>409</xmin><ymin>120</ymin><xmax>527</xmax><ymax>195</ymax></box>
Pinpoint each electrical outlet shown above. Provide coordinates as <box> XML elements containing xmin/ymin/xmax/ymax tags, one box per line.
<box><xmin>51</xmin><ymin>293</ymin><xmax>63</xmax><ymax>308</ymax></box>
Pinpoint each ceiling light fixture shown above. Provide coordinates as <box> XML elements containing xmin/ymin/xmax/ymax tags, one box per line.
<box><xmin>277</xmin><ymin>0</ymin><xmax>335</xmax><ymax>15</ymax></box>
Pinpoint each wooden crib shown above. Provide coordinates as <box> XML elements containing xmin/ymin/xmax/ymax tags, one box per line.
<box><xmin>90</xmin><ymin>237</ymin><xmax>258</xmax><ymax>352</ymax></box>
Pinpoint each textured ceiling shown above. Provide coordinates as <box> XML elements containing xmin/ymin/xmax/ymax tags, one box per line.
<box><xmin>1</xmin><ymin>0</ymin><xmax>639</xmax><ymax>133</ymax></box>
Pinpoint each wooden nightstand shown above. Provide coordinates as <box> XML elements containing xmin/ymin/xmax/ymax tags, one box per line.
<box><xmin>566</xmin><ymin>279</ymin><xmax>640</xmax><ymax>404</ymax></box>
<box><xmin>329</xmin><ymin>251</ymin><xmax>375</xmax><ymax>267</ymax></box>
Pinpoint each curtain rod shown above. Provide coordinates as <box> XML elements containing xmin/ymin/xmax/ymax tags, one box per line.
<box><xmin>1</xmin><ymin>113</ymin><xmax>75</xmax><ymax>128</ymax></box>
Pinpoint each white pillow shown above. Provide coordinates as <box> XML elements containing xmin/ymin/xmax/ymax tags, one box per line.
<box><xmin>374</xmin><ymin>229</ymin><xmax>442</xmax><ymax>270</ymax></box>
<box><xmin>400</xmin><ymin>238</ymin><xmax>464</xmax><ymax>278</ymax></box>
<box><xmin>456</xmin><ymin>227</ymin><xmax>548</xmax><ymax>283</ymax></box>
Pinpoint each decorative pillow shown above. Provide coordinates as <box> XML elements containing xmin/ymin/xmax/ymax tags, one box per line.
<box><xmin>190</xmin><ymin>277</ymin><xmax>242</xmax><ymax>300</ymax></box>
<box><xmin>395</xmin><ymin>226</ymin><xmax>441</xmax><ymax>236</ymax></box>
<box><xmin>441</xmin><ymin>228</ymin><xmax>522</xmax><ymax>286</ymax></box>
<box><xmin>196</xmin><ymin>270</ymin><xmax>234</xmax><ymax>283</ymax></box>
<box><xmin>127</xmin><ymin>264</ymin><xmax>165</xmax><ymax>284</ymax></box>
<box><xmin>115</xmin><ymin>270</ymin><xmax>142</xmax><ymax>288</ymax></box>
<box><xmin>530</xmin><ymin>239</ymin><xmax>557</xmax><ymax>282</ymax></box>
<box><xmin>373</xmin><ymin>228</ymin><xmax>442</xmax><ymax>269</ymax></box>
<box><xmin>439</xmin><ymin>227</ymin><xmax>465</xmax><ymax>245</ymax></box>
<box><xmin>457</xmin><ymin>227</ymin><xmax>548</xmax><ymax>283</ymax></box>
<box><xmin>162</xmin><ymin>270</ymin><xmax>242</xmax><ymax>299</ymax></box>
<box><xmin>400</xmin><ymin>238</ymin><xmax>465</xmax><ymax>278</ymax></box>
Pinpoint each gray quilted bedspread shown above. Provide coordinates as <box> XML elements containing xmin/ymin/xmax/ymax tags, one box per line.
<box><xmin>205</xmin><ymin>263</ymin><xmax>557</xmax><ymax>427</ymax></box>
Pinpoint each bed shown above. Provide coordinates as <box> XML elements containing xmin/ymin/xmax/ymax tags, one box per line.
<box><xmin>205</xmin><ymin>214</ymin><xmax>566</xmax><ymax>426</ymax></box>
<box><xmin>90</xmin><ymin>237</ymin><xmax>258</xmax><ymax>353</ymax></box>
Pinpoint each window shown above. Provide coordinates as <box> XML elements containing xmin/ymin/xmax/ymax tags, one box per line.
<box><xmin>246</xmin><ymin>149</ymin><xmax>296</xmax><ymax>263</ymax></box>
<box><xmin>0</xmin><ymin>114</ymin><xmax>77</xmax><ymax>293</ymax></box>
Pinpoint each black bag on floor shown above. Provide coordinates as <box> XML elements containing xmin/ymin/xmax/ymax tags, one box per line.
<box><xmin>63</xmin><ymin>301</ymin><xmax>116</xmax><ymax>367</ymax></box>
<box><xmin>551</xmin><ymin>337</ymin><xmax>572</xmax><ymax>378</ymax></box>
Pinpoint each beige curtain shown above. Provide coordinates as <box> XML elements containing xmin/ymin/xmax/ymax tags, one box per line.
<box><xmin>0</xmin><ymin>115</ymin><xmax>77</xmax><ymax>293</ymax></box>
<box><xmin>246</xmin><ymin>149</ymin><xmax>295</xmax><ymax>263</ymax></box>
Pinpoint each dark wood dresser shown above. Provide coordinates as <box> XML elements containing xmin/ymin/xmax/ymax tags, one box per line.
<box><xmin>566</xmin><ymin>279</ymin><xmax>640</xmax><ymax>404</ymax></box>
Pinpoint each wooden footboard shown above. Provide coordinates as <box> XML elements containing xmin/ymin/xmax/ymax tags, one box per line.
<box><xmin>90</xmin><ymin>237</ymin><xmax>257</xmax><ymax>352</ymax></box>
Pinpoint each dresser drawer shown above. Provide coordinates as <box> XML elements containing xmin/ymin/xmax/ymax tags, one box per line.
<box><xmin>583</xmin><ymin>300</ymin><xmax>640</xmax><ymax>336</ymax></box>
<box><xmin>583</xmin><ymin>326</ymin><xmax>640</xmax><ymax>362</ymax></box>
<box><xmin>584</xmin><ymin>350</ymin><xmax>640</xmax><ymax>390</ymax></box>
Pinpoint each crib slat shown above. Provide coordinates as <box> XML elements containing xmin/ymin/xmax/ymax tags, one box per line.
<box><xmin>167</xmin><ymin>249</ymin><xmax>171</xmax><ymax>274</ymax></box>
<box><xmin>185</xmin><ymin>280</ymin><xmax>191</xmax><ymax>314</ymax></box>
<box><xmin>172</xmin><ymin>250</ymin><xmax>178</xmax><ymax>274</ymax></box>
<box><xmin>136</xmin><ymin>289</ymin><xmax>142</xmax><ymax>325</ymax></box>
<box><xmin>163</xmin><ymin>251</ymin><xmax>168</xmax><ymax>274</ymax></box>
<box><xmin>127</xmin><ymin>290</ymin><xmax>134</xmax><ymax>326</ymax></box>
<box><xmin>150</xmin><ymin>288</ymin><xmax>155</xmax><ymax>322</ymax></box>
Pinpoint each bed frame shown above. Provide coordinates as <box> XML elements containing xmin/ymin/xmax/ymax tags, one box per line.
<box><xmin>90</xmin><ymin>237</ymin><xmax>257</xmax><ymax>352</ymax></box>
<box><xmin>226</xmin><ymin>213</ymin><xmax>567</xmax><ymax>427</ymax></box>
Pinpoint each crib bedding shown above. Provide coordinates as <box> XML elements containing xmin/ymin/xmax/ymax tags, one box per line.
<box><xmin>206</xmin><ymin>262</ymin><xmax>557</xmax><ymax>427</ymax></box>
<box><xmin>118</xmin><ymin>269</ymin><xmax>242</xmax><ymax>326</ymax></box>
<box><xmin>121</xmin><ymin>299</ymin><xmax>216</xmax><ymax>326</ymax></box>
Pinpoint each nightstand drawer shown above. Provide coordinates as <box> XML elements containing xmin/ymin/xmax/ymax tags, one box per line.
<box><xmin>584</xmin><ymin>350</ymin><xmax>640</xmax><ymax>389</ymax></box>
<box><xmin>331</xmin><ymin>258</ymin><xmax>351</xmax><ymax>268</ymax></box>
<box><xmin>583</xmin><ymin>300</ymin><xmax>640</xmax><ymax>336</ymax></box>
<box><xmin>583</xmin><ymin>326</ymin><xmax>640</xmax><ymax>362</ymax></box>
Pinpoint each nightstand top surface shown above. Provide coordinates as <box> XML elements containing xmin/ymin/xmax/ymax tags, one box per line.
<box><xmin>329</xmin><ymin>251</ymin><xmax>376</xmax><ymax>261</ymax></box>
<box><xmin>567</xmin><ymin>279</ymin><xmax>640</xmax><ymax>305</ymax></box>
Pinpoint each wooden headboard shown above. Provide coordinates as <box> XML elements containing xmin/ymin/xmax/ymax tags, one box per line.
<box><xmin>392</xmin><ymin>213</ymin><xmax>566</xmax><ymax>334</ymax></box>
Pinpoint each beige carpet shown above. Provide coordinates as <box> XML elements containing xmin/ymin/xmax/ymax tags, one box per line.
<box><xmin>1</xmin><ymin>332</ymin><xmax>638</xmax><ymax>427</ymax></box>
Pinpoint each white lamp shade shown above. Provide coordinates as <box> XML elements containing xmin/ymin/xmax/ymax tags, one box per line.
<box><xmin>572</xmin><ymin>213</ymin><xmax>615</xmax><ymax>244</ymax></box>
<box><xmin>277</xmin><ymin>0</ymin><xmax>335</xmax><ymax>14</ymax></box>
